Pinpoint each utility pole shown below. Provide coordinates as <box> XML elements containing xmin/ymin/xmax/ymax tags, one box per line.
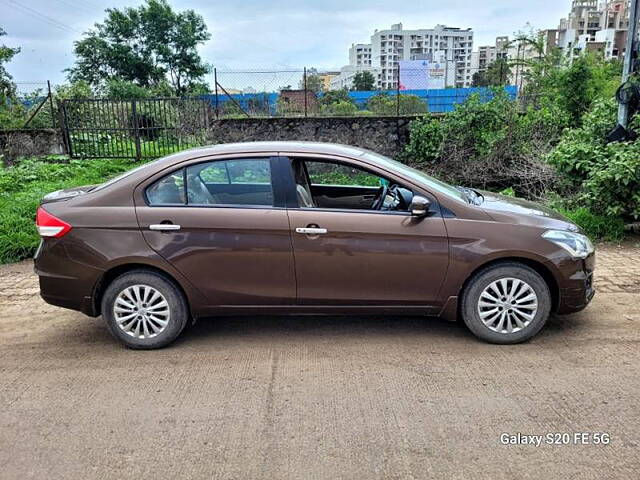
<box><xmin>617</xmin><ymin>0</ymin><xmax>640</xmax><ymax>129</ymax></box>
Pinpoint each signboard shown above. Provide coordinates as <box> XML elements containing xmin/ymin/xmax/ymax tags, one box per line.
<box><xmin>399</xmin><ymin>60</ymin><xmax>445</xmax><ymax>90</ymax></box>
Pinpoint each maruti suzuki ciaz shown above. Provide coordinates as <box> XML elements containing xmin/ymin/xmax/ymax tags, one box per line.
<box><xmin>34</xmin><ymin>142</ymin><xmax>595</xmax><ymax>349</ymax></box>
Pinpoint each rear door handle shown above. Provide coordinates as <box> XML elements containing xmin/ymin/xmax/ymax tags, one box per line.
<box><xmin>149</xmin><ymin>224</ymin><xmax>181</xmax><ymax>231</ymax></box>
<box><xmin>295</xmin><ymin>227</ymin><xmax>328</xmax><ymax>235</ymax></box>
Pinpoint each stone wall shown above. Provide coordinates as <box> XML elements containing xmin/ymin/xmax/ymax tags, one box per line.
<box><xmin>0</xmin><ymin>129</ymin><xmax>65</xmax><ymax>165</ymax></box>
<box><xmin>205</xmin><ymin>116</ymin><xmax>420</xmax><ymax>158</ymax></box>
<box><xmin>0</xmin><ymin>116</ymin><xmax>422</xmax><ymax>165</ymax></box>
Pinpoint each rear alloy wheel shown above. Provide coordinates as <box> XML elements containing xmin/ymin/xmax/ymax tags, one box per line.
<box><xmin>113</xmin><ymin>285</ymin><xmax>171</xmax><ymax>339</ymax></box>
<box><xmin>101</xmin><ymin>270</ymin><xmax>188</xmax><ymax>349</ymax></box>
<box><xmin>461</xmin><ymin>263</ymin><xmax>551</xmax><ymax>344</ymax></box>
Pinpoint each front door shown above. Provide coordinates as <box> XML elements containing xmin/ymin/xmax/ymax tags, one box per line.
<box><xmin>135</xmin><ymin>156</ymin><xmax>296</xmax><ymax>306</ymax></box>
<box><xmin>286</xmin><ymin>157</ymin><xmax>449</xmax><ymax>306</ymax></box>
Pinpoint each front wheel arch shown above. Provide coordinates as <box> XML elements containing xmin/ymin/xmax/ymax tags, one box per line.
<box><xmin>458</xmin><ymin>257</ymin><xmax>559</xmax><ymax>315</ymax></box>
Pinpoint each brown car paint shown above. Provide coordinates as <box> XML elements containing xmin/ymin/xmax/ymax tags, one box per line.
<box><xmin>34</xmin><ymin>142</ymin><xmax>595</xmax><ymax>322</ymax></box>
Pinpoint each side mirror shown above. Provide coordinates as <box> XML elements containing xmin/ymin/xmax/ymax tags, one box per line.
<box><xmin>410</xmin><ymin>195</ymin><xmax>430</xmax><ymax>217</ymax></box>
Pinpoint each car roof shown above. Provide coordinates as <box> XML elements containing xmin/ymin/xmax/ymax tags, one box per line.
<box><xmin>179</xmin><ymin>141</ymin><xmax>373</xmax><ymax>158</ymax></box>
<box><xmin>91</xmin><ymin>142</ymin><xmax>386</xmax><ymax>196</ymax></box>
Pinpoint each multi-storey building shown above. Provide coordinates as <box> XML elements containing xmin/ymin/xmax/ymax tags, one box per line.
<box><xmin>348</xmin><ymin>44</ymin><xmax>372</xmax><ymax>67</ymax></box>
<box><xmin>332</xmin><ymin>22</ymin><xmax>474</xmax><ymax>90</ymax></box>
<box><xmin>469</xmin><ymin>36</ymin><xmax>510</xmax><ymax>83</ymax></box>
<box><xmin>557</xmin><ymin>0</ymin><xmax>629</xmax><ymax>60</ymax></box>
<box><xmin>317</xmin><ymin>71</ymin><xmax>340</xmax><ymax>92</ymax></box>
<box><xmin>594</xmin><ymin>0</ymin><xmax>629</xmax><ymax>59</ymax></box>
<box><xmin>371</xmin><ymin>23</ymin><xmax>474</xmax><ymax>89</ymax></box>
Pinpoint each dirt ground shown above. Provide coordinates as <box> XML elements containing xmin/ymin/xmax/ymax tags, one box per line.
<box><xmin>1</xmin><ymin>243</ymin><xmax>639</xmax><ymax>480</ymax></box>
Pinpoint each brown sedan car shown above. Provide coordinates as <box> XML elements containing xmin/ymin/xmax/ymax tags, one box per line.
<box><xmin>34</xmin><ymin>142</ymin><xmax>595</xmax><ymax>349</ymax></box>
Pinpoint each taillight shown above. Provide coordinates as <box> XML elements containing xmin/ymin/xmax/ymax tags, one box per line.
<box><xmin>36</xmin><ymin>207</ymin><xmax>72</xmax><ymax>238</ymax></box>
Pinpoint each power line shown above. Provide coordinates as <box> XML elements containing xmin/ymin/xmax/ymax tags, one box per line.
<box><xmin>1</xmin><ymin>0</ymin><xmax>82</xmax><ymax>34</ymax></box>
<box><xmin>51</xmin><ymin>0</ymin><xmax>98</xmax><ymax>15</ymax></box>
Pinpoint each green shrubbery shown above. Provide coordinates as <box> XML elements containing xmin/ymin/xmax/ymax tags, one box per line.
<box><xmin>402</xmin><ymin>49</ymin><xmax>637</xmax><ymax>241</ymax></box>
<box><xmin>367</xmin><ymin>93</ymin><xmax>427</xmax><ymax>115</ymax></box>
<box><xmin>548</xmin><ymin>99</ymin><xmax>640</xmax><ymax>221</ymax></box>
<box><xmin>0</xmin><ymin>157</ymin><xmax>142</xmax><ymax>263</ymax></box>
<box><xmin>555</xmin><ymin>206</ymin><xmax>626</xmax><ymax>242</ymax></box>
<box><xmin>403</xmin><ymin>89</ymin><xmax>566</xmax><ymax>197</ymax></box>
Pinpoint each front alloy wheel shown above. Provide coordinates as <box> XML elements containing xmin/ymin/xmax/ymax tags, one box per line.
<box><xmin>461</xmin><ymin>262</ymin><xmax>551</xmax><ymax>344</ymax></box>
<box><xmin>477</xmin><ymin>278</ymin><xmax>538</xmax><ymax>334</ymax></box>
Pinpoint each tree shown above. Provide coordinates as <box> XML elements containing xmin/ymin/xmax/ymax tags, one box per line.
<box><xmin>472</xmin><ymin>58</ymin><xmax>510</xmax><ymax>87</ymax></box>
<box><xmin>319</xmin><ymin>88</ymin><xmax>353</xmax><ymax>108</ymax></box>
<box><xmin>0</xmin><ymin>28</ymin><xmax>20</xmax><ymax>101</ymax></box>
<box><xmin>68</xmin><ymin>0</ymin><xmax>211</xmax><ymax>95</ymax></box>
<box><xmin>321</xmin><ymin>100</ymin><xmax>359</xmax><ymax>116</ymax></box>
<box><xmin>299</xmin><ymin>68</ymin><xmax>323</xmax><ymax>93</ymax></box>
<box><xmin>352</xmin><ymin>71</ymin><xmax>375</xmax><ymax>91</ymax></box>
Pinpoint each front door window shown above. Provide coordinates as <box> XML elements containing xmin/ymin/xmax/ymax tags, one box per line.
<box><xmin>293</xmin><ymin>159</ymin><xmax>415</xmax><ymax>212</ymax></box>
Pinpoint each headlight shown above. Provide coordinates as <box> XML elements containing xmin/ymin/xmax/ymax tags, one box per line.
<box><xmin>542</xmin><ymin>230</ymin><xmax>594</xmax><ymax>259</ymax></box>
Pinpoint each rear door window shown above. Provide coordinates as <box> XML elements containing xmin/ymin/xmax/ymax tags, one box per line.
<box><xmin>186</xmin><ymin>159</ymin><xmax>273</xmax><ymax>206</ymax></box>
<box><xmin>146</xmin><ymin>169</ymin><xmax>185</xmax><ymax>205</ymax></box>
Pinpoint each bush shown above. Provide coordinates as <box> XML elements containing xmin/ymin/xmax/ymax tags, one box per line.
<box><xmin>321</xmin><ymin>100</ymin><xmax>358</xmax><ymax>116</ymax></box>
<box><xmin>548</xmin><ymin>98</ymin><xmax>640</xmax><ymax>220</ymax></box>
<box><xmin>557</xmin><ymin>207</ymin><xmax>626</xmax><ymax>242</ymax></box>
<box><xmin>403</xmin><ymin>89</ymin><xmax>568</xmax><ymax>197</ymax></box>
<box><xmin>367</xmin><ymin>93</ymin><xmax>427</xmax><ymax>115</ymax></box>
<box><xmin>319</xmin><ymin>88</ymin><xmax>352</xmax><ymax>108</ymax></box>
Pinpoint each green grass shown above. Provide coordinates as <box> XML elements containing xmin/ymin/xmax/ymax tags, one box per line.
<box><xmin>0</xmin><ymin>156</ymin><xmax>146</xmax><ymax>263</ymax></box>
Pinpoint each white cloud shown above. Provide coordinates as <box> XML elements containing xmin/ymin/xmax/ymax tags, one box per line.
<box><xmin>2</xmin><ymin>0</ymin><xmax>569</xmax><ymax>85</ymax></box>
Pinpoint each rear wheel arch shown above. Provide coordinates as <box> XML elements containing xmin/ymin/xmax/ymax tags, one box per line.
<box><xmin>93</xmin><ymin>263</ymin><xmax>192</xmax><ymax>317</ymax></box>
<box><xmin>459</xmin><ymin>257</ymin><xmax>559</xmax><ymax>313</ymax></box>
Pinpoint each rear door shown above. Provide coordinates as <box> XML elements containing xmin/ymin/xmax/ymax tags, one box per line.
<box><xmin>284</xmin><ymin>156</ymin><xmax>449</xmax><ymax>306</ymax></box>
<box><xmin>135</xmin><ymin>155</ymin><xmax>296</xmax><ymax>307</ymax></box>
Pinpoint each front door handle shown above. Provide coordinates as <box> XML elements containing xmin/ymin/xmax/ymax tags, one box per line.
<box><xmin>149</xmin><ymin>224</ymin><xmax>181</xmax><ymax>231</ymax></box>
<box><xmin>295</xmin><ymin>227</ymin><xmax>328</xmax><ymax>235</ymax></box>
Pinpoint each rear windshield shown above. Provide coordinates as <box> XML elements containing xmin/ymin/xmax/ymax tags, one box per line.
<box><xmin>91</xmin><ymin>155</ymin><xmax>180</xmax><ymax>192</ymax></box>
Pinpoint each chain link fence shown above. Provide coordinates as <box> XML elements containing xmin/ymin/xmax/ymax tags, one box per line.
<box><xmin>3</xmin><ymin>81</ymin><xmax>56</xmax><ymax>129</ymax></box>
<box><xmin>207</xmin><ymin>63</ymin><xmax>521</xmax><ymax>119</ymax></box>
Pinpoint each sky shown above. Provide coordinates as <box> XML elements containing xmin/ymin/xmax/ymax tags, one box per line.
<box><xmin>1</xmin><ymin>0</ymin><xmax>569</xmax><ymax>91</ymax></box>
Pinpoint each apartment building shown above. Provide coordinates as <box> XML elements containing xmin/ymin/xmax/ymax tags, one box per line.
<box><xmin>332</xmin><ymin>22</ymin><xmax>474</xmax><ymax>90</ymax></box>
<box><xmin>557</xmin><ymin>0</ymin><xmax>629</xmax><ymax>59</ymax></box>
<box><xmin>470</xmin><ymin>46</ymin><xmax>498</xmax><ymax>74</ymax></box>
<box><xmin>371</xmin><ymin>23</ymin><xmax>474</xmax><ymax>89</ymax></box>
<box><xmin>469</xmin><ymin>35</ymin><xmax>511</xmax><ymax>83</ymax></box>
<box><xmin>349</xmin><ymin>44</ymin><xmax>372</xmax><ymax>67</ymax></box>
<box><xmin>317</xmin><ymin>71</ymin><xmax>340</xmax><ymax>92</ymax></box>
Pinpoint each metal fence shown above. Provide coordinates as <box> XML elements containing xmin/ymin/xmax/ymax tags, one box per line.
<box><xmin>209</xmin><ymin>64</ymin><xmax>520</xmax><ymax>118</ymax></box>
<box><xmin>59</xmin><ymin>98</ymin><xmax>211</xmax><ymax>160</ymax></box>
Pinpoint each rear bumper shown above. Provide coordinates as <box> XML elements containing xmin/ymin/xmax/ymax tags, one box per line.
<box><xmin>34</xmin><ymin>238</ymin><xmax>103</xmax><ymax>317</ymax></box>
<box><xmin>38</xmin><ymin>275</ymin><xmax>98</xmax><ymax>316</ymax></box>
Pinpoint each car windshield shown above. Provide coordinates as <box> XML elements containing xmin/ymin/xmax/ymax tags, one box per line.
<box><xmin>361</xmin><ymin>151</ymin><xmax>468</xmax><ymax>203</ymax></box>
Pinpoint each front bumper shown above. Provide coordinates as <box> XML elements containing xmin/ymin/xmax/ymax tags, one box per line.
<box><xmin>556</xmin><ymin>254</ymin><xmax>595</xmax><ymax>314</ymax></box>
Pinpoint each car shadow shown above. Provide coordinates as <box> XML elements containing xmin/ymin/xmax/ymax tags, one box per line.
<box><xmin>175</xmin><ymin>314</ymin><xmax>469</xmax><ymax>346</ymax></box>
<box><xmin>174</xmin><ymin>310</ymin><xmax>589</xmax><ymax>349</ymax></box>
<box><xmin>29</xmin><ymin>310</ymin><xmax>588</xmax><ymax>352</ymax></box>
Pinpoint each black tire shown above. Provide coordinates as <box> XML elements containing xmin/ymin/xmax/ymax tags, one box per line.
<box><xmin>101</xmin><ymin>269</ymin><xmax>189</xmax><ymax>349</ymax></box>
<box><xmin>460</xmin><ymin>262</ymin><xmax>551</xmax><ymax>344</ymax></box>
